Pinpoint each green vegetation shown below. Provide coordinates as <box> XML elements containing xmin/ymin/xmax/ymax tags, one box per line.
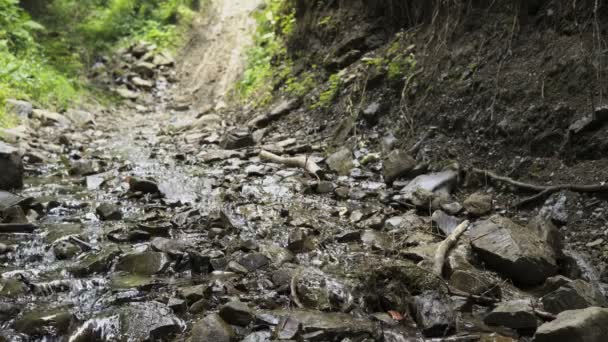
<box><xmin>0</xmin><ymin>0</ymin><xmax>201</xmax><ymax>127</ymax></box>
<box><xmin>236</xmin><ymin>0</ymin><xmax>296</xmax><ymax>106</ymax></box>
<box><xmin>313</xmin><ymin>71</ymin><xmax>342</xmax><ymax>109</ymax></box>
<box><xmin>387</xmin><ymin>52</ymin><xmax>417</xmax><ymax>81</ymax></box>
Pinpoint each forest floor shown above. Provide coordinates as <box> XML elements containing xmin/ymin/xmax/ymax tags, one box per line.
<box><xmin>1</xmin><ymin>1</ymin><xmax>608</xmax><ymax>342</ymax></box>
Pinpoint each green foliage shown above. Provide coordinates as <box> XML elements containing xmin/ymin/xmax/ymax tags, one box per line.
<box><xmin>387</xmin><ymin>52</ymin><xmax>417</xmax><ymax>81</ymax></box>
<box><xmin>285</xmin><ymin>70</ymin><xmax>316</xmax><ymax>97</ymax></box>
<box><xmin>237</xmin><ymin>0</ymin><xmax>295</xmax><ymax>106</ymax></box>
<box><xmin>0</xmin><ymin>0</ymin><xmax>202</xmax><ymax>127</ymax></box>
<box><xmin>313</xmin><ymin>71</ymin><xmax>342</xmax><ymax>109</ymax></box>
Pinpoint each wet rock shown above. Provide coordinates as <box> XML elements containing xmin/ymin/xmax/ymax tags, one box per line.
<box><xmin>180</xmin><ymin>284</ymin><xmax>209</xmax><ymax>304</ymax></box>
<box><xmin>484</xmin><ymin>300</ymin><xmax>538</xmax><ymax>330</ymax></box>
<box><xmin>14</xmin><ymin>308</ymin><xmax>74</xmax><ymax>336</ymax></box>
<box><xmin>541</xmin><ymin>279</ymin><xmax>607</xmax><ymax>314</ymax></box>
<box><xmin>410</xmin><ymin>291</ymin><xmax>456</xmax><ymax>337</ymax></box>
<box><xmin>219</xmin><ymin>300</ymin><xmax>254</xmax><ymax>326</ymax></box>
<box><xmin>335</xmin><ymin>230</ymin><xmax>361</xmax><ymax>243</ymax></box>
<box><xmin>238</xmin><ymin>253</ymin><xmax>270</xmax><ymax>272</ymax></box>
<box><xmin>69</xmin><ymin>160</ymin><xmax>99</xmax><ymax>176</ymax></box>
<box><xmin>0</xmin><ymin>142</ymin><xmax>23</xmax><ymax>190</ymax></box>
<box><xmin>119</xmin><ymin>301</ymin><xmax>183</xmax><ymax>341</ymax></box>
<box><xmin>168</xmin><ymin>298</ymin><xmax>187</xmax><ymax>313</ymax></box>
<box><xmin>399</xmin><ymin>170</ymin><xmax>458</xmax><ymax>201</ymax></box>
<box><xmin>32</xmin><ymin>109</ymin><xmax>72</xmax><ymax>126</ymax></box>
<box><xmin>115</xmin><ymin>251</ymin><xmax>169</xmax><ymax>275</ymax></box>
<box><xmin>261</xmin><ymin>243</ymin><xmax>294</xmax><ymax>265</ymax></box>
<box><xmin>151</xmin><ymin>237</ymin><xmax>190</xmax><ymax>254</ymax></box>
<box><xmin>2</xmin><ymin>204</ymin><xmax>27</xmax><ymax>223</ymax></box>
<box><xmin>361</xmin><ymin>229</ymin><xmax>391</xmax><ymax>250</ymax></box>
<box><xmin>533</xmin><ymin>307</ymin><xmax>608</xmax><ymax>342</ymax></box>
<box><xmin>264</xmin><ymin>309</ymin><xmax>376</xmax><ymax>341</ymax></box>
<box><xmin>128</xmin><ymin>177</ymin><xmax>160</xmax><ymax>194</ymax></box>
<box><xmin>463</xmin><ymin>192</ymin><xmax>492</xmax><ymax>216</ymax></box>
<box><xmin>96</xmin><ymin>202</ymin><xmax>123</xmax><ymax>221</ymax></box>
<box><xmin>70</xmin><ymin>246</ymin><xmax>121</xmax><ymax>276</ymax></box>
<box><xmin>0</xmin><ymin>222</ymin><xmax>36</xmax><ymax>233</ymax></box>
<box><xmin>242</xmin><ymin>331</ymin><xmax>272</xmax><ymax>342</ymax></box>
<box><xmin>314</xmin><ymin>181</ymin><xmax>334</xmax><ymax>194</ymax></box>
<box><xmin>527</xmin><ymin>216</ymin><xmax>563</xmax><ymax>256</ymax></box>
<box><xmin>432</xmin><ymin>210</ymin><xmax>461</xmax><ymax>235</ymax></box>
<box><xmin>293</xmin><ymin>267</ymin><xmax>354</xmax><ymax>311</ymax></box>
<box><xmin>449</xmin><ymin>270</ymin><xmax>500</xmax><ymax>297</ymax></box>
<box><xmin>0</xmin><ymin>302</ymin><xmax>20</xmax><ymax>321</ymax></box>
<box><xmin>5</xmin><ymin>99</ymin><xmax>32</xmax><ymax>118</ymax></box>
<box><xmin>220</xmin><ymin>128</ymin><xmax>254</xmax><ymax>149</ymax></box>
<box><xmin>189</xmin><ymin>313</ymin><xmax>235</xmax><ymax>342</ymax></box>
<box><xmin>326</xmin><ymin>147</ymin><xmax>354</xmax><ymax>175</ymax></box>
<box><xmin>383</xmin><ymin>149</ymin><xmax>416</xmax><ymax>184</ymax></box>
<box><xmin>53</xmin><ymin>240</ymin><xmax>81</xmax><ymax>260</ymax></box>
<box><xmin>469</xmin><ymin>215</ymin><xmax>557</xmax><ymax>286</ymax></box>
<box><xmin>0</xmin><ymin>278</ymin><xmax>28</xmax><ymax>297</ymax></box>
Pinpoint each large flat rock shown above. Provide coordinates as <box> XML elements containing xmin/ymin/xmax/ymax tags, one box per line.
<box><xmin>469</xmin><ymin>215</ymin><xmax>557</xmax><ymax>286</ymax></box>
<box><xmin>533</xmin><ymin>307</ymin><xmax>608</xmax><ymax>342</ymax></box>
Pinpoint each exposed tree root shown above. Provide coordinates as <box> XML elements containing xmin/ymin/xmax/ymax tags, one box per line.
<box><xmin>471</xmin><ymin>168</ymin><xmax>608</xmax><ymax>207</ymax></box>
<box><xmin>260</xmin><ymin>150</ymin><xmax>323</xmax><ymax>179</ymax></box>
<box><xmin>433</xmin><ymin>220</ymin><xmax>470</xmax><ymax>277</ymax></box>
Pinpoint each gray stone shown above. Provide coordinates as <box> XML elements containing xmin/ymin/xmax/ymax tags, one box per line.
<box><xmin>132</xmin><ymin>76</ymin><xmax>155</xmax><ymax>89</ymax></box>
<box><xmin>220</xmin><ymin>128</ymin><xmax>254</xmax><ymax>150</ymax></box>
<box><xmin>5</xmin><ymin>99</ymin><xmax>32</xmax><ymax>118</ymax></box>
<box><xmin>0</xmin><ymin>142</ymin><xmax>23</xmax><ymax>190</ymax></box>
<box><xmin>189</xmin><ymin>313</ymin><xmax>235</xmax><ymax>342</ymax></box>
<box><xmin>197</xmin><ymin>149</ymin><xmax>245</xmax><ymax>163</ymax></box>
<box><xmin>70</xmin><ymin>246</ymin><xmax>121</xmax><ymax>276</ymax></box>
<box><xmin>96</xmin><ymin>203</ymin><xmax>122</xmax><ymax>221</ymax></box>
<box><xmin>411</xmin><ymin>291</ymin><xmax>456</xmax><ymax>337</ymax></box>
<box><xmin>484</xmin><ymin>300</ymin><xmax>538</xmax><ymax>330</ymax></box>
<box><xmin>542</xmin><ymin>280</ymin><xmax>608</xmax><ymax>314</ymax></box>
<box><xmin>14</xmin><ymin>308</ymin><xmax>73</xmax><ymax>336</ymax></box>
<box><xmin>265</xmin><ymin>309</ymin><xmax>376</xmax><ymax>341</ymax></box>
<box><xmin>533</xmin><ymin>307</ymin><xmax>608</xmax><ymax>342</ymax></box>
<box><xmin>463</xmin><ymin>192</ymin><xmax>492</xmax><ymax>216</ymax></box>
<box><xmin>31</xmin><ymin>109</ymin><xmax>72</xmax><ymax>126</ymax></box>
<box><xmin>527</xmin><ymin>216</ymin><xmax>563</xmax><ymax>256</ymax></box>
<box><xmin>133</xmin><ymin>61</ymin><xmax>156</xmax><ymax>77</ymax></box>
<box><xmin>219</xmin><ymin>301</ymin><xmax>254</xmax><ymax>326</ymax></box>
<box><xmin>64</xmin><ymin>109</ymin><xmax>94</xmax><ymax>127</ymax></box>
<box><xmin>238</xmin><ymin>253</ymin><xmax>270</xmax><ymax>272</ymax></box>
<box><xmin>383</xmin><ymin>149</ymin><xmax>416</xmax><ymax>183</ymax></box>
<box><xmin>432</xmin><ymin>210</ymin><xmax>461</xmax><ymax>235</ymax></box>
<box><xmin>116</xmin><ymin>87</ymin><xmax>139</xmax><ymax>99</ymax></box>
<box><xmin>469</xmin><ymin>215</ymin><xmax>557</xmax><ymax>285</ymax></box>
<box><xmin>326</xmin><ymin>147</ymin><xmax>354</xmax><ymax>175</ymax></box>
<box><xmin>119</xmin><ymin>301</ymin><xmax>183</xmax><ymax>341</ymax></box>
<box><xmin>400</xmin><ymin>170</ymin><xmax>458</xmax><ymax>201</ymax></box>
<box><xmin>361</xmin><ymin>229</ymin><xmax>391</xmax><ymax>250</ymax></box>
<box><xmin>115</xmin><ymin>251</ymin><xmax>169</xmax><ymax>275</ymax></box>
<box><xmin>449</xmin><ymin>269</ymin><xmax>499</xmax><ymax>297</ymax></box>
<box><xmin>53</xmin><ymin>240</ymin><xmax>81</xmax><ymax>260</ymax></box>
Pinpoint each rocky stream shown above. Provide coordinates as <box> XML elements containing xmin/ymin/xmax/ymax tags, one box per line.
<box><xmin>2</xmin><ymin>2</ymin><xmax>608</xmax><ymax>341</ymax></box>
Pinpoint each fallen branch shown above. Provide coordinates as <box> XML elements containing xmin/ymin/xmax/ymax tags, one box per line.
<box><xmin>290</xmin><ymin>268</ymin><xmax>304</xmax><ymax>309</ymax></box>
<box><xmin>471</xmin><ymin>168</ymin><xmax>608</xmax><ymax>207</ymax></box>
<box><xmin>408</xmin><ymin>126</ymin><xmax>437</xmax><ymax>155</ymax></box>
<box><xmin>259</xmin><ymin>150</ymin><xmax>322</xmax><ymax>179</ymax></box>
<box><xmin>433</xmin><ymin>220</ymin><xmax>470</xmax><ymax>277</ymax></box>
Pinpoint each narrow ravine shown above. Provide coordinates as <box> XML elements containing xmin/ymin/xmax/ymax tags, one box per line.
<box><xmin>2</xmin><ymin>1</ymin><xmax>608</xmax><ymax>342</ymax></box>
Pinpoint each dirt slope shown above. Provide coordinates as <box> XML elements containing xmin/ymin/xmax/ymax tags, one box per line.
<box><xmin>176</xmin><ymin>0</ymin><xmax>263</xmax><ymax>111</ymax></box>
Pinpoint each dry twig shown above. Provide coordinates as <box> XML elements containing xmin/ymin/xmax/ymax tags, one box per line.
<box><xmin>433</xmin><ymin>220</ymin><xmax>470</xmax><ymax>276</ymax></box>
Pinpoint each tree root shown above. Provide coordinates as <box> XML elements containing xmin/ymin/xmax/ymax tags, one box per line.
<box><xmin>260</xmin><ymin>150</ymin><xmax>323</xmax><ymax>179</ymax></box>
<box><xmin>433</xmin><ymin>220</ymin><xmax>470</xmax><ymax>277</ymax></box>
<box><xmin>471</xmin><ymin>168</ymin><xmax>608</xmax><ymax>207</ymax></box>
